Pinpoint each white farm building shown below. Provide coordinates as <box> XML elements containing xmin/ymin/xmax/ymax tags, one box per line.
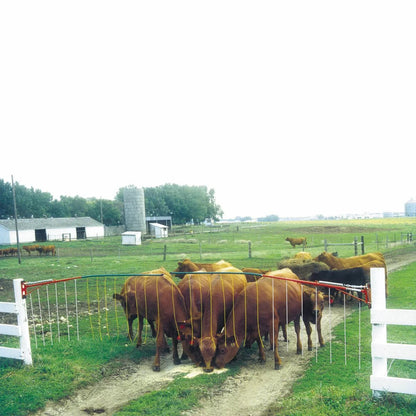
<box><xmin>0</xmin><ymin>217</ymin><xmax>104</xmax><ymax>245</ymax></box>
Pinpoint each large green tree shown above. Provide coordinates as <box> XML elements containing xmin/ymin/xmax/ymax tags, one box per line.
<box><xmin>0</xmin><ymin>179</ymin><xmax>222</xmax><ymax>227</ymax></box>
<box><xmin>144</xmin><ymin>184</ymin><xmax>223</xmax><ymax>224</ymax></box>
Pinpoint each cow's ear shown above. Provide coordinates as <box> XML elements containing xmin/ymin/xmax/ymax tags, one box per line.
<box><xmin>113</xmin><ymin>293</ymin><xmax>123</xmax><ymax>301</ymax></box>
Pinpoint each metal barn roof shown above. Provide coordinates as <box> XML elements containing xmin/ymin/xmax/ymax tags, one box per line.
<box><xmin>0</xmin><ymin>217</ymin><xmax>103</xmax><ymax>231</ymax></box>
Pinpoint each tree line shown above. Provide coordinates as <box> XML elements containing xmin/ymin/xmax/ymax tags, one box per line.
<box><xmin>0</xmin><ymin>180</ymin><xmax>223</xmax><ymax>226</ymax></box>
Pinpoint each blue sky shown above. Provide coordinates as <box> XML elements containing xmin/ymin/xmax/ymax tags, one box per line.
<box><xmin>1</xmin><ymin>1</ymin><xmax>415</xmax><ymax>218</ymax></box>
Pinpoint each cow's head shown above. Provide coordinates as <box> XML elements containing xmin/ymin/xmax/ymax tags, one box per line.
<box><xmin>302</xmin><ymin>287</ymin><xmax>325</xmax><ymax>324</ymax></box>
<box><xmin>313</xmin><ymin>252</ymin><xmax>327</xmax><ymax>263</ymax></box>
<box><xmin>113</xmin><ymin>293</ymin><xmax>127</xmax><ymax>312</ymax></box>
<box><xmin>173</xmin><ymin>259</ymin><xmax>199</xmax><ymax>278</ymax></box>
<box><xmin>199</xmin><ymin>336</ymin><xmax>218</xmax><ymax>372</ymax></box>
<box><xmin>113</xmin><ymin>292</ymin><xmax>137</xmax><ymax>321</ymax></box>
<box><xmin>213</xmin><ymin>333</ymin><xmax>239</xmax><ymax>369</ymax></box>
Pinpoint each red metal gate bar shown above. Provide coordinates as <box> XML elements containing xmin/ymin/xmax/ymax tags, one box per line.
<box><xmin>22</xmin><ymin>273</ymin><xmax>165</xmax><ymax>297</ymax></box>
<box><xmin>261</xmin><ymin>273</ymin><xmax>371</xmax><ymax>306</ymax></box>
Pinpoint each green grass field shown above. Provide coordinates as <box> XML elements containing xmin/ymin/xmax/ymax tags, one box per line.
<box><xmin>1</xmin><ymin>218</ymin><xmax>416</xmax><ymax>415</ymax></box>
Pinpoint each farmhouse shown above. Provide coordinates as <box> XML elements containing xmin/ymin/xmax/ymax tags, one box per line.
<box><xmin>0</xmin><ymin>217</ymin><xmax>104</xmax><ymax>245</ymax></box>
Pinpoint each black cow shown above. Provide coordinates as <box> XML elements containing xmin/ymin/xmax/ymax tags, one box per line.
<box><xmin>309</xmin><ymin>267</ymin><xmax>368</xmax><ymax>300</ymax></box>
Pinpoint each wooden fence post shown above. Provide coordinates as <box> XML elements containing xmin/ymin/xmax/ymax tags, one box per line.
<box><xmin>163</xmin><ymin>244</ymin><xmax>167</xmax><ymax>261</ymax></box>
<box><xmin>361</xmin><ymin>236</ymin><xmax>365</xmax><ymax>254</ymax></box>
<box><xmin>354</xmin><ymin>236</ymin><xmax>358</xmax><ymax>256</ymax></box>
<box><xmin>248</xmin><ymin>241</ymin><xmax>252</xmax><ymax>259</ymax></box>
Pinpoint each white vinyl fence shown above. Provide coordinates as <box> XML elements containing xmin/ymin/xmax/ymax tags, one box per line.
<box><xmin>371</xmin><ymin>268</ymin><xmax>416</xmax><ymax>396</ymax></box>
<box><xmin>0</xmin><ymin>279</ymin><xmax>32</xmax><ymax>365</ymax></box>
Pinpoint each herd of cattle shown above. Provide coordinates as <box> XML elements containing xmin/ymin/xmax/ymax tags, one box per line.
<box><xmin>113</xmin><ymin>249</ymin><xmax>386</xmax><ymax>373</ymax></box>
<box><xmin>0</xmin><ymin>244</ymin><xmax>56</xmax><ymax>256</ymax></box>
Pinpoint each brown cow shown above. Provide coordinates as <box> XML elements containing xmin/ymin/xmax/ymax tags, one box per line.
<box><xmin>285</xmin><ymin>237</ymin><xmax>307</xmax><ymax>248</ymax></box>
<box><xmin>23</xmin><ymin>244</ymin><xmax>40</xmax><ymax>255</ymax></box>
<box><xmin>113</xmin><ymin>268</ymin><xmax>188</xmax><ymax>371</ymax></box>
<box><xmin>1</xmin><ymin>247</ymin><xmax>18</xmax><ymax>256</ymax></box>
<box><xmin>113</xmin><ymin>275</ymin><xmax>157</xmax><ymax>343</ymax></box>
<box><xmin>314</xmin><ymin>251</ymin><xmax>385</xmax><ymax>269</ymax></box>
<box><xmin>36</xmin><ymin>245</ymin><xmax>56</xmax><ymax>256</ymax></box>
<box><xmin>173</xmin><ymin>259</ymin><xmax>232</xmax><ymax>278</ymax></box>
<box><xmin>177</xmin><ymin>271</ymin><xmax>212</xmax><ymax>364</ymax></box>
<box><xmin>241</xmin><ymin>267</ymin><xmax>269</xmax><ymax>282</ymax></box>
<box><xmin>264</xmin><ymin>269</ymin><xmax>325</xmax><ymax>351</ymax></box>
<box><xmin>314</xmin><ymin>251</ymin><xmax>387</xmax><ymax>295</ymax></box>
<box><xmin>178</xmin><ymin>266</ymin><xmax>247</xmax><ymax>372</ymax></box>
<box><xmin>214</xmin><ymin>269</ymin><xmax>325</xmax><ymax>370</ymax></box>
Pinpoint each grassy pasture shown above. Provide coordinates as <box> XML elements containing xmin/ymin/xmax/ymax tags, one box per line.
<box><xmin>0</xmin><ymin>217</ymin><xmax>416</xmax><ymax>415</ymax></box>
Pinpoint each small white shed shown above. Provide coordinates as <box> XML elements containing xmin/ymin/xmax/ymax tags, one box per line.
<box><xmin>149</xmin><ymin>223</ymin><xmax>168</xmax><ymax>238</ymax></box>
<box><xmin>122</xmin><ymin>231</ymin><xmax>142</xmax><ymax>245</ymax></box>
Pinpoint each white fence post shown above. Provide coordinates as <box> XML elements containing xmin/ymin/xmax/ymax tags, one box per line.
<box><xmin>370</xmin><ymin>268</ymin><xmax>416</xmax><ymax>397</ymax></box>
<box><xmin>0</xmin><ymin>279</ymin><xmax>33</xmax><ymax>365</ymax></box>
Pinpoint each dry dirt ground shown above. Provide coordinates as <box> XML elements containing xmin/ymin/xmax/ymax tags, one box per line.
<box><xmin>33</xmin><ymin>252</ymin><xmax>414</xmax><ymax>416</ymax></box>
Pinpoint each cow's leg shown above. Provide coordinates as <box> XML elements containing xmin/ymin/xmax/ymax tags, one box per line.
<box><xmin>128</xmin><ymin>315</ymin><xmax>136</xmax><ymax>342</ymax></box>
<box><xmin>172</xmin><ymin>335</ymin><xmax>181</xmax><ymax>365</ymax></box>
<box><xmin>149</xmin><ymin>320</ymin><xmax>157</xmax><ymax>337</ymax></box>
<box><xmin>153</xmin><ymin>327</ymin><xmax>164</xmax><ymax>371</ymax></box>
<box><xmin>153</xmin><ymin>321</ymin><xmax>170</xmax><ymax>352</ymax></box>
<box><xmin>257</xmin><ymin>337</ymin><xmax>266</xmax><ymax>364</ymax></box>
<box><xmin>316</xmin><ymin>315</ymin><xmax>325</xmax><ymax>347</ymax></box>
<box><xmin>161</xmin><ymin>334</ymin><xmax>170</xmax><ymax>353</ymax></box>
<box><xmin>273</xmin><ymin>319</ymin><xmax>282</xmax><ymax>370</ymax></box>
<box><xmin>280</xmin><ymin>323</ymin><xmax>288</xmax><ymax>342</ymax></box>
<box><xmin>294</xmin><ymin>317</ymin><xmax>302</xmax><ymax>354</ymax></box>
<box><xmin>136</xmin><ymin>315</ymin><xmax>144</xmax><ymax>347</ymax></box>
<box><xmin>304</xmin><ymin>320</ymin><xmax>313</xmax><ymax>351</ymax></box>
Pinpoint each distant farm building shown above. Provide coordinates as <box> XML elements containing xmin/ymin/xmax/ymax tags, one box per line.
<box><xmin>149</xmin><ymin>223</ymin><xmax>168</xmax><ymax>238</ymax></box>
<box><xmin>0</xmin><ymin>217</ymin><xmax>104</xmax><ymax>245</ymax></box>
<box><xmin>145</xmin><ymin>216</ymin><xmax>172</xmax><ymax>233</ymax></box>
<box><xmin>121</xmin><ymin>231</ymin><xmax>142</xmax><ymax>245</ymax></box>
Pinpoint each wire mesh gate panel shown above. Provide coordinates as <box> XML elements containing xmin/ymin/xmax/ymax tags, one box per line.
<box><xmin>24</xmin><ymin>275</ymin><xmax>158</xmax><ymax>348</ymax></box>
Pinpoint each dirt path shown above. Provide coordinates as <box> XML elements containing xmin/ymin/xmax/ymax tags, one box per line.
<box><xmin>33</xmin><ymin>254</ymin><xmax>413</xmax><ymax>416</ymax></box>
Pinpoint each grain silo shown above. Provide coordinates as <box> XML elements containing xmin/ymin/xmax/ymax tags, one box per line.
<box><xmin>123</xmin><ymin>187</ymin><xmax>146</xmax><ymax>232</ymax></box>
<box><xmin>405</xmin><ymin>199</ymin><xmax>416</xmax><ymax>217</ymax></box>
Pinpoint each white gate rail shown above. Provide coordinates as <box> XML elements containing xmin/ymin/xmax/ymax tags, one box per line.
<box><xmin>371</xmin><ymin>268</ymin><xmax>416</xmax><ymax>396</ymax></box>
<box><xmin>0</xmin><ymin>279</ymin><xmax>32</xmax><ymax>365</ymax></box>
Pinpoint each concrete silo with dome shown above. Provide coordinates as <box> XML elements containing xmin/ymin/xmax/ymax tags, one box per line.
<box><xmin>405</xmin><ymin>199</ymin><xmax>416</xmax><ymax>217</ymax></box>
<box><xmin>123</xmin><ymin>186</ymin><xmax>146</xmax><ymax>233</ymax></box>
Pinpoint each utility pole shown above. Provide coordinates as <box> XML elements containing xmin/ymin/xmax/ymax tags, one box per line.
<box><xmin>11</xmin><ymin>175</ymin><xmax>22</xmax><ymax>264</ymax></box>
